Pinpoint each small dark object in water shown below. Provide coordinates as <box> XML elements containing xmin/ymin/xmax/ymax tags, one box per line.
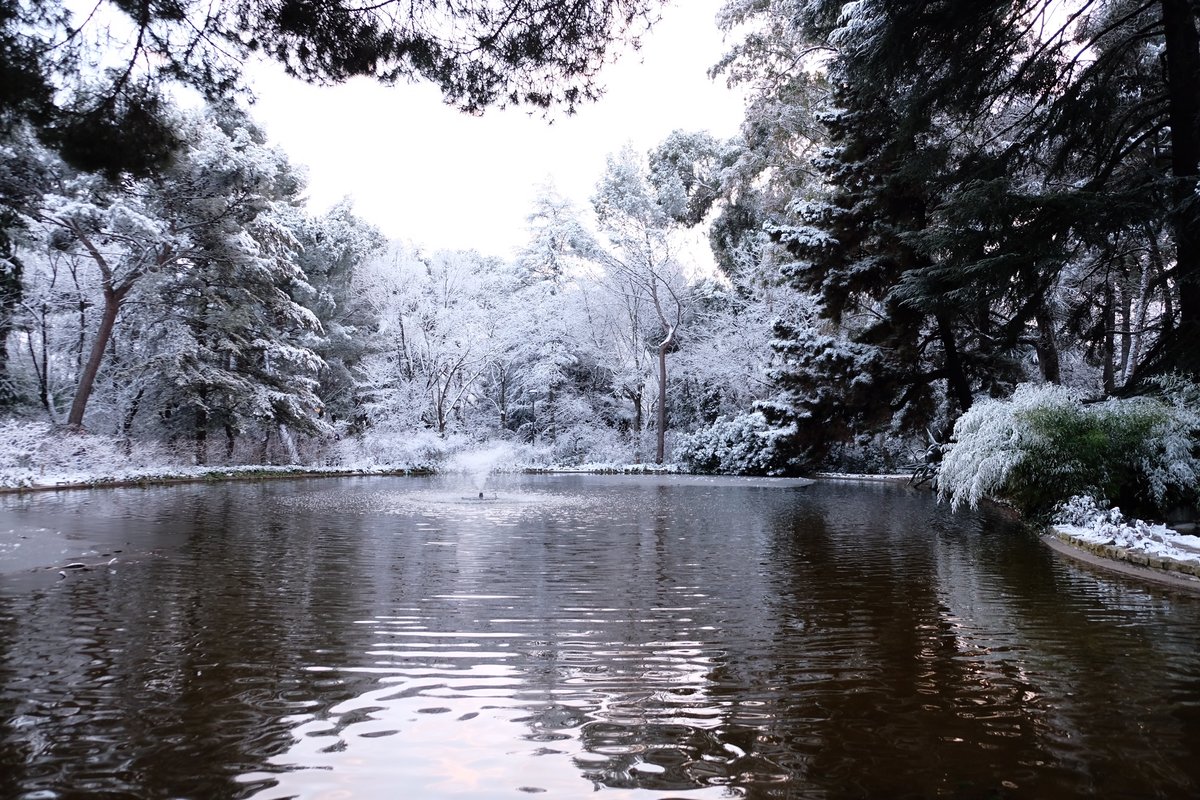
<box><xmin>478</xmin><ymin>492</ymin><xmax>484</xmax><ymax>499</ymax></box>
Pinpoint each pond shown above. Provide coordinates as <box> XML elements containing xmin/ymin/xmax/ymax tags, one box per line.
<box><xmin>1</xmin><ymin>474</ymin><xmax>1198</xmax><ymax>799</ymax></box>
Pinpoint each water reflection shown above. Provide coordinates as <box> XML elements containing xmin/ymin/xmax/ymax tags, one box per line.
<box><xmin>1</xmin><ymin>476</ymin><xmax>1198</xmax><ymax>798</ymax></box>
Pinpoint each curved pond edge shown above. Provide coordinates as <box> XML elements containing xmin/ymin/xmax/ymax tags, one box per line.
<box><xmin>1043</xmin><ymin>528</ymin><xmax>1200</xmax><ymax>593</ymax></box>
<box><xmin>10</xmin><ymin>466</ymin><xmax>1198</xmax><ymax>594</ymax></box>
<box><xmin>807</xmin><ymin>473</ymin><xmax>1200</xmax><ymax>593</ymax></box>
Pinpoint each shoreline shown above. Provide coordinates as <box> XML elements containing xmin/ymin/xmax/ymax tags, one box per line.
<box><xmin>0</xmin><ymin>465</ymin><xmax>435</xmax><ymax>494</ymax></box>
<box><xmin>6</xmin><ymin>466</ymin><xmax>1196</xmax><ymax>594</ymax></box>
<box><xmin>1041</xmin><ymin>530</ymin><xmax>1200</xmax><ymax>592</ymax></box>
<box><xmin>810</xmin><ymin>473</ymin><xmax>1200</xmax><ymax>593</ymax></box>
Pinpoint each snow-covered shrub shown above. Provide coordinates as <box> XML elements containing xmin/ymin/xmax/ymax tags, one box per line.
<box><xmin>1053</xmin><ymin>494</ymin><xmax>1126</xmax><ymax>529</ymax></box>
<box><xmin>675</xmin><ymin>412</ymin><xmax>780</xmax><ymax>475</ymax></box>
<box><xmin>329</xmin><ymin>428</ymin><xmax>445</xmax><ymax>469</ymax></box>
<box><xmin>0</xmin><ymin>419</ymin><xmax>174</xmax><ymax>486</ymax></box>
<box><xmin>938</xmin><ymin>383</ymin><xmax>1073</xmax><ymax>511</ymax></box>
<box><xmin>546</xmin><ymin>423</ymin><xmax>629</xmax><ymax>467</ymax></box>
<box><xmin>939</xmin><ymin>381</ymin><xmax>1199</xmax><ymax>517</ymax></box>
<box><xmin>0</xmin><ymin>420</ymin><xmax>52</xmax><ymax>474</ymax></box>
<box><xmin>1052</xmin><ymin>494</ymin><xmax>1200</xmax><ymax>563</ymax></box>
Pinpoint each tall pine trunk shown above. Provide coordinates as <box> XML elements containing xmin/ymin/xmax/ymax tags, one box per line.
<box><xmin>0</xmin><ymin>233</ymin><xmax>21</xmax><ymax>408</ymax></box>
<box><xmin>655</xmin><ymin>336</ymin><xmax>671</xmax><ymax>465</ymax></box>
<box><xmin>67</xmin><ymin>286</ymin><xmax>124</xmax><ymax>428</ymax></box>
<box><xmin>1160</xmin><ymin>0</ymin><xmax>1200</xmax><ymax>371</ymax></box>
<box><xmin>1034</xmin><ymin>305</ymin><xmax>1061</xmax><ymax>384</ymax></box>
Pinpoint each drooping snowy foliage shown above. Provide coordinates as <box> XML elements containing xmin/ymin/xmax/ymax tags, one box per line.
<box><xmin>940</xmin><ymin>381</ymin><xmax>1200</xmax><ymax>517</ymax></box>
<box><xmin>938</xmin><ymin>384</ymin><xmax>1071</xmax><ymax>511</ymax></box>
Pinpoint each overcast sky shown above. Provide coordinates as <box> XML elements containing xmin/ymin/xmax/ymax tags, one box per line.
<box><xmin>246</xmin><ymin>0</ymin><xmax>744</xmax><ymax>259</ymax></box>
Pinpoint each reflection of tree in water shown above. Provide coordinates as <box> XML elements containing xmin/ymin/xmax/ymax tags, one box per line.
<box><xmin>7</xmin><ymin>478</ymin><xmax>1200</xmax><ymax>798</ymax></box>
<box><xmin>0</xmin><ymin>482</ymin><xmax>376</xmax><ymax>798</ymax></box>
<box><xmin>506</xmin><ymin>482</ymin><xmax>797</xmax><ymax>794</ymax></box>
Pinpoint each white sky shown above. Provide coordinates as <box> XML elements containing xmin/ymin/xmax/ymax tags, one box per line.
<box><xmin>245</xmin><ymin>0</ymin><xmax>745</xmax><ymax>259</ymax></box>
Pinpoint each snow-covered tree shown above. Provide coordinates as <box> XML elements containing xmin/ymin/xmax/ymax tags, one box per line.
<box><xmin>355</xmin><ymin>245</ymin><xmax>528</xmax><ymax>439</ymax></box>
<box><xmin>294</xmin><ymin>200</ymin><xmax>387</xmax><ymax>433</ymax></box>
<box><xmin>592</xmin><ymin>145</ymin><xmax>697</xmax><ymax>464</ymax></box>
<box><xmin>117</xmin><ymin>109</ymin><xmax>331</xmax><ymax>463</ymax></box>
<box><xmin>15</xmin><ymin>105</ymin><xmax>333</xmax><ymax>465</ymax></box>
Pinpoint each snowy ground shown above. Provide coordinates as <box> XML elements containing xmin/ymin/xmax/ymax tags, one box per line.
<box><xmin>0</xmin><ymin>463</ymin><xmax>423</xmax><ymax>492</ymax></box>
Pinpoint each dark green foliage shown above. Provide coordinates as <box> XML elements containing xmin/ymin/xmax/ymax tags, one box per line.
<box><xmin>45</xmin><ymin>86</ymin><xmax>182</xmax><ymax>179</ymax></box>
<box><xmin>759</xmin><ymin>321</ymin><xmax>893</xmax><ymax>470</ymax></box>
<box><xmin>0</xmin><ymin>0</ymin><xmax>665</xmax><ymax>178</ymax></box>
<box><xmin>1005</xmin><ymin>403</ymin><xmax>1169</xmax><ymax>518</ymax></box>
<box><xmin>744</xmin><ymin>0</ymin><xmax>1200</xmax><ymax>471</ymax></box>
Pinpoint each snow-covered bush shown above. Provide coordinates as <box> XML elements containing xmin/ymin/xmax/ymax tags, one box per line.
<box><xmin>1053</xmin><ymin>494</ymin><xmax>1126</xmax><ymax>529</ymax></box>
<box><xmin>938</xmin><ymin>383</ymin><xmax>1072</xmax><ymax>511</ymax></box>
<box><xmin>0</xmin><ymin>419</ymin><xmax>175</xmax><ymax>487</ymax></box>
<box><xmin>545</xmin><ymin>423</ymin><xmax>629</xmax><ymax>467</ymax></box>
<box><xmin>675</xmin><ymin>411</ymin><xmax>780</xmax><ymax>475</ymax></box>
<box><xmin>939</xmin><ymin>381</ymin><xmax>1199</xmax><ymax>517</ymax></box>
<box><xmin>1053</xmin><ymin>494</ymin><xmax>1200</xmax><ymax>563</ymax></box>
<box><xmin>329</xmin><ymin>428</ymin><xmax>446</xmax><ymax>470</ymax></box>
<box><xmin>0</xmin><ymin>420</ymin><xmax>52</xmax><ymax>474</ymax></box>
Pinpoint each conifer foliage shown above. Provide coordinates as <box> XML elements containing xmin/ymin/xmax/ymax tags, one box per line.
<box><xmin>736</xmin><ymin>0</ymin><xmax>1200</xmax><ymax>470</ymax></box>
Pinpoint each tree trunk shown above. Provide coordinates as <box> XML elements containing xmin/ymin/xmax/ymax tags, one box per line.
<box><xmin>67</xmin><ymin>286</ymin><xmax>124</xmax><ymax>428</ymax></box>
<box><xmin>29</xmin><ymin>303</ymin><xmax>52</xmax><ymax>416</ymax></box>
<box><xmin>195</xmin><ymin>401</ymin><xmax>208</xmax><ymax>466</ymax></box>
<box><xmin>0</xmin><ymin>234</ymin><xmax>21</xmax><ymax>408</ymax></box>
<box><xmin>655</xmin><ymin>329</ymin><xmax>675</xmax><ymax>465</ymax></box>
<box><xmin>497</xmin><ymin>369</ymin><xmax>509</xmax><ymax>430</ymax></box>
<box><xmin>122</xmin><ymin>387</ymin><xmax>144</xmax><ymax>456</ymax></box>
<box><xmin>935</xmin><ymin>313</ymin><xmax>972</xmax><ymax>414</ymax></box>
<box><xmin>1034</xmin><ymin>304</ymin><xmax>1061</xmax><ymax>384</ymax></box>
<box><xmin>435</xmin><ymin>384</ymin><xmax>447</xmax><ymax>435</ymax></box>
<box><xmin>1122</xmin><ymin>254</ymin><xmax>1153</xmax><ymax>386</ymax></box>
<box><xmin>1102</xmin><ymin>284</ymin><xmax>1117</xmax><ymax>395</ymax></box>
<box><xmin>626</xmin><ymin>385</ymin><xmax>644</xmax><ymax>463</ymax></box>
<box><xmin>632</xmin><ymin>389</ymin><xmax>643</xmax><ymax>433</ymax></box>
<box><xmin>77</xmin><ymin>298</ymin><xmax>87</xmax><ymax>374</ymax></box>
<box><xmin>1160</xmin><ymin>0</ymin><xmax>1200</xmax><ymax>370</ymax></box>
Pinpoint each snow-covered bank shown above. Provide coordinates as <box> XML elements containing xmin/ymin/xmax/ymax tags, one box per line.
<box><xmin>1049</xmin><ymin>495</ymin><xmax>1200</xmax><ymax>584</ymax></box>
<box><xmin>0</xmin><ymin>460</ymin><xmax>688</xmax><ymax>494</ymax></box>
<box><xmin>814</xmin><ymin>472</ymin><xmax>912</xmax><ymax>482</ymax></box>
<box><xmin>0</xmin><ymin>464</ymin><xmax>433</xmax><ymax>494</ymax></box>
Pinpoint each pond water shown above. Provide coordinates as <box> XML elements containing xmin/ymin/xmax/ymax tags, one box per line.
<box><xmin>1</xmin><ymin>475</ymin><xmax>1198</xmax><ymax>799</ymax></box>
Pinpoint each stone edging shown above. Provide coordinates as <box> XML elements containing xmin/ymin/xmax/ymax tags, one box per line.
<box><xmin>1043</xmin><ymin>528</ymin><xmax>1200</xmax><ymax>591</ymax></box>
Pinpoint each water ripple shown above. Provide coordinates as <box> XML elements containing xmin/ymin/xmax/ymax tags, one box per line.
<box><xmin>2</xmin><ymin>477</ymin><xmax>1199</xmax><ymax>798</ymax></box>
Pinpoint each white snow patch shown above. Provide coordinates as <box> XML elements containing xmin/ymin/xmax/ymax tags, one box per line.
<box><xmin>1052</xmin><ymin>495</ymin><xmax>1200</xmax><ymax>566</ymax></box>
